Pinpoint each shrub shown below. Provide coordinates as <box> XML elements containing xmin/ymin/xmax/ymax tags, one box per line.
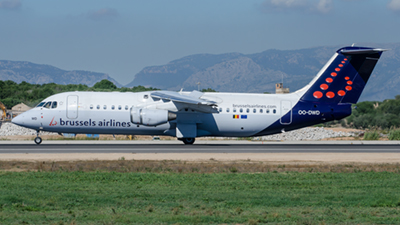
<box><xmin>353</xmin><ymin>114</ymin><xmax>375</xmax><ymax>129</ymax></box>
<box><xmin>363</xmin><ymin>131</ymin><xmax>380</xmax><ymax>140</ymax></box>
<box><xmin>389</xmin><ymin>129</ymin><xmax>400</xmax><ymax>140</ymax></box>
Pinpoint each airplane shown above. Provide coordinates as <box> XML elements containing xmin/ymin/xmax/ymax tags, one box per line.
<box><xmin>12</xmin><ymin>46</ymin><xmax>386</xmax><ymax>145</ymax></box>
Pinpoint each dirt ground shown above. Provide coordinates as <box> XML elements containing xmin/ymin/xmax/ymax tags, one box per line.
<box><xmin>1</xmin><ymin>154</ymin><xmax>400</xmax><ymax>173</ymax></box>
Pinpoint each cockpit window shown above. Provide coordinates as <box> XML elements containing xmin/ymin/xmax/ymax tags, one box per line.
<box><xmin>51</xmin><ymin>101</ymin><xmax>57</xmax><ymax>109</ymax></box>
<box><xmin>36</xmin><ymin>102</ymin><xmax>45</xmax><ymax>107</ymax></box>
<box><xmin>43</xmin><ymin>102</ymin><xmax>52</xmax><ymax>108</ymax></box>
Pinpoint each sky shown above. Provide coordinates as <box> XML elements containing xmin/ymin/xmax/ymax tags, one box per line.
<box><xmin>1</xmin><ymin>0</ymin><xmax>400</xmax><ymax>85</ymax></box>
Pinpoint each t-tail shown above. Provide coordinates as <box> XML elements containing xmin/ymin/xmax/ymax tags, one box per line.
<box><xmin>298</xmin><ymin>46</ymin><xmax>387</xmax><ymax>104</ymax></box>
<box><xmin>256</xmin><ymin>46</ymin><xmax>386</xmax><ymax>136</ymax></box>
<box><xmin>296</xmin><ymin>46</ymin><xmax>387</xmax><ymax>122</ymax></box>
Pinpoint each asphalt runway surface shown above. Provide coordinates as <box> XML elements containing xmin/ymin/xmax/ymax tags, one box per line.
<box><xmin>1</xmin><ymin>142</ymin><xmax>400</xmax><ymax>153</ymax></box>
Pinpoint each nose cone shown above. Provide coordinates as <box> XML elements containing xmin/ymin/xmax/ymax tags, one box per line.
<box><xmin>11</xmin><ymin>114</ymin><xmax>25</xmax><ymax>126</ymax></box>
<box><xmin>12</xmin><ymin>111</ymin><xmax>39</xmax><ymax>130</ymax></box>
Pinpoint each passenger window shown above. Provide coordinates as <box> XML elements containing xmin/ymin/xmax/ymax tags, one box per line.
<box><xmin>125</xmin><ymin>105</ymin><xmax>128</xmax><ymax>110</ymax></box>
<box><xmin>51</xmin><ymin>101</ymin><xmax>57</xmax><ymax>109</ymax></box>
<box><xmin>36</xmin><ymin>102</ymin><xmax>45</xmax><ymax>107</ymax></box>
<box><xmin>240</xmin><ymin>108</ymin><xmax>243</xmax><ymax>113</ymax></box>
<box><xmin>273</xmin><ymin>109</ymin><xmax>276</xmax><ymax>114</ymax></box>
<box><xmin>118</xmin><ymin>105</ymin><xmax>122</xmax><ymax>110</ymax></box>
<box><xmin>103</xmin><ymin>105</ymin><xmax>107</xmax><ymax>110</ymax></box>
<box><xmin>227</xmin><ymin>108</ymin><xmax>230</xmax><ymax>113</ymax></box>
<box><xmin>233</xmin><ymin>108</ymin><xmax>236</xmax><ymax>113</ymax></box>
<box><xmin>218</xmin><ymin>108</ymin><xmax>222</xmax><ymax>112</ymax></box>
<box><xmin>260</xmin><ymin>109</ymin><xmax>263</xmax><ymax>113</ymax></box>
<box><xmin>253</xmin><ymin>109</ymin><xmax>256</xmax><ymax>113</ymax></box>
<box><xmin>43</xmin><ymin>102</ymin><xmax>52</xmax><ymax>109</ymax></box>
<box><xmin>90</xmin><ymin>104</ymin><xmax>93</xmax><ymax>110</ymax></box>
<box><xmin>111</xmin><ymin>105</ymin><xmax>115</xmax><ymax>110</ymax></box>
<box><xmin>97</xmin><ymin>105</ymin><xmax>100</xmax><ymax>110</ymax></box>
<box><xmin>246</xmin><ymin>108</ymin><xmax>250</xmax><ymax>113</ymax></box>
<box><xmin>267</xmin><ymin>109</ymin><xmax>270</xmax><ymax>114</ymax></box>
<box><xmin>144</xmin><ymin>95</ymin><xmax>148</xmax><ymax>99</ymax></box>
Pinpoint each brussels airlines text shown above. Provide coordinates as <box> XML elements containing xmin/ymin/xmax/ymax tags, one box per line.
<box><xmin>58</xmin><ymin>118</ymin><xmax>131</xmax><ymax>127</ymax></box>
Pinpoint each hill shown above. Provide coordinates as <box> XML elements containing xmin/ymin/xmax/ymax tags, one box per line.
<box><xmin>0</xmin><ymin>60</ymin><xmax>121</xmax><ymax>87</ymax></box>
<box><xmin>126</xmin><ymin>43</ymin><xmax>400</xmax><ymax>101</ymax></box>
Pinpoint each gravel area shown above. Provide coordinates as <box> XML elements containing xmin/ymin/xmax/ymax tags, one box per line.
<box><xmin>0</xmin><ymin>122</ymin><xmax>358</xmax><ymax>140</ymax></box>
<box><xmin>258</xmin><ymin>127</ymin><xmax>358</xmax><ymax>141</ymax></box>
<box><xmin>0</xmin><ymin>122</ymin><xmax>56</xmax><ymax>136</ymax></box>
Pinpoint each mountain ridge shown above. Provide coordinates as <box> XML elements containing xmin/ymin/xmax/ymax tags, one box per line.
<box><xmin>0</xmin><ymin>60</ymin><xmax>122</xmax><ymax>87</ymax></box>
<box><xmin>1</xmin><ymin>43</ymin><xmax>399</xmax><ymax>102</ymax></box>
<box><xmin>126</xmin><ymin>43</ymin><xmax>400</xmax><ymax>101</ymax></box>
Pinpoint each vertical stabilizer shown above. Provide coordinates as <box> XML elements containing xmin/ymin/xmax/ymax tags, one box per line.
<box><xmin>299</xmin><ymin>46</ymin><xmax>386</xmax><ymax>104</ymax></box>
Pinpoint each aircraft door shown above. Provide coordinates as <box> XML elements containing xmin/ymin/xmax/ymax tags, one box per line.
<box><xmin>67</xmin><ymin>95</ymin><xmax>78</xmax><ymax>119</ymax></box>
<box><xmin>280</xmin><ymin>100</ymin><xmax>292</xmax><ymax>125</ymax></box>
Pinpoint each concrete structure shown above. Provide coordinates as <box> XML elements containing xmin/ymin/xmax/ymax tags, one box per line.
<box><xmin>275</xmin><ymin>83</ymin><xmax>290</xmax><ymax>94</ymax></box>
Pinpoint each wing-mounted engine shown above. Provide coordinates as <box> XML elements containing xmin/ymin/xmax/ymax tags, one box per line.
<box><xmin>130</xmin><ymin>107</ymin><xmax>176</xmax><ymax>126</ymax></box>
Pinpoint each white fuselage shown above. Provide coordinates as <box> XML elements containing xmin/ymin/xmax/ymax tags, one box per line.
<box><xmin>13</xmin><ymin>91</ymin><xmax>302</xmax><ymax>137</ymax></box>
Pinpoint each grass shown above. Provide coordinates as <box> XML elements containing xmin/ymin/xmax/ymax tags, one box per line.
<box><xmin>1</xmin><ymin>165</ymin><xmax>400</xmax><ymax>224</ymax></box>
<box><xmin>389</xmin><ymin>129</ymin><xmax>400</xmax><ymax>140</ymax></box>
<box><xmin>363</xmin><ymin>131</ymin><xmax>380</xmax><ymax>140</ymax></box>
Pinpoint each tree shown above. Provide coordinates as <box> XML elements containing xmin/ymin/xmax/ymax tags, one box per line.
<box><xmin>201</xmin><ymin>88</ymin><xmax>217</xmax><ymax>92</ymax></box>
<box><xmin>93</xmin><ymin>80</ymin><xmax>117</xmax><ymax>90</ymax></box>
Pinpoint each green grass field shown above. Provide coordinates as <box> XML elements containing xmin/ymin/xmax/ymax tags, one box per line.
<box><xmin>1</xmin><ymin>171</ymin><xmax>400</xmax><ymax>224</ymax></box>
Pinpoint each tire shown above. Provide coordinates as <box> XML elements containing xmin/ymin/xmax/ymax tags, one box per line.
<box><xmin>34</xmin><ymin>137</ymin><xmax>42</xmax><ymax>145</ymax></box>
<box><xmin>181</xmin><ymin>138</ymin><xmax>195</xmax><ymax>145</ymax></box>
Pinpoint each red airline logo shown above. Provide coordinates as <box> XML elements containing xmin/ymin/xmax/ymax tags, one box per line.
<box><xmin>49</xmin><ymin>117</ymin><xmax>57</xmax><ymax>126</ymax></box>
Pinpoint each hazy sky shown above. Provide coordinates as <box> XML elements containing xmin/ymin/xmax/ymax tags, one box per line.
<box><xmin>1</xmin><ymin>0</ymin><xmax>399</xmax><ymax>85</ymax></box>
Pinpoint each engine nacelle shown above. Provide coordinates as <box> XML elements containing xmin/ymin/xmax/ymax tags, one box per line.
<box><xmin>130</xmin><ymin>108</ymin><xmax>176</xmax><ymax>126</ymax></box>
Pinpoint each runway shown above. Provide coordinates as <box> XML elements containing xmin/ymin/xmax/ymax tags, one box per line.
<box><xmin>1</xmin><ymin>140</ymin><xmax>400</xmax><ymax>153</ymax></box>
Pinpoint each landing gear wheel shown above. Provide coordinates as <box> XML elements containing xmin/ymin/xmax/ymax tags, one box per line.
<box><xmin>180</xmin><ymin>138</ymin><xmax>195</xmax><ymax>145</ymax></box>
<box><xmin>34</xmin><ymin>137</ymin><xmax>42</xmax><ymax>145</ymax></box>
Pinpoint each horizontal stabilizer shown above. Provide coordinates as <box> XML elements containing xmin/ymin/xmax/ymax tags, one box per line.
<box><xmin>340</xmin><ymin>48</ymin><xmax>389</xmax><ymax>55</ymax></box>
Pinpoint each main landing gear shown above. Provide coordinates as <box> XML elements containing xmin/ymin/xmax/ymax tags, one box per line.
<box><xmin>179</xmin><ymin>138</ymin><xmax>195</xmax><ymax>145</ymax></box>
<box><xmin>34</xmin><ymin>131</ymin><xmax>42</xmax><ymax>145</ymax></box>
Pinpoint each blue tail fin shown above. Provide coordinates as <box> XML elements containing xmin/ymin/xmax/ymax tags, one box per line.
<box><xmin>300</xmin><ymin>46</ymin><xmax>386</xmax><ymax>104</ymax></box>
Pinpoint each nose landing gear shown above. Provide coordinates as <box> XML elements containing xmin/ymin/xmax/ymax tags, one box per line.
<box><xmin>34</xmin><ymin>131</ymin><xmax>42</xmax><ymax>145</ymax></box>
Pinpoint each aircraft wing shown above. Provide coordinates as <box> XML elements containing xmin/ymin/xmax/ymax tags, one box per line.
<box><xmin>150</xmin><ymin>91</ymin><xmax>217</xmax><ymax>106</ymax></box>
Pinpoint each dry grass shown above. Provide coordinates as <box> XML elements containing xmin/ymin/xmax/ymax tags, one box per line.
<box><xmin>1</xmin><ymin>159</ymin><xmax>400</xmax><ymax>173</ymax></box>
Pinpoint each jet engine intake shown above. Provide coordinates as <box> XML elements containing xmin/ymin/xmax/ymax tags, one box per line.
<box><xmin>130</xmin><ymin>108</ymin><xmax>176</xmax><ymax>126</ymax></box>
